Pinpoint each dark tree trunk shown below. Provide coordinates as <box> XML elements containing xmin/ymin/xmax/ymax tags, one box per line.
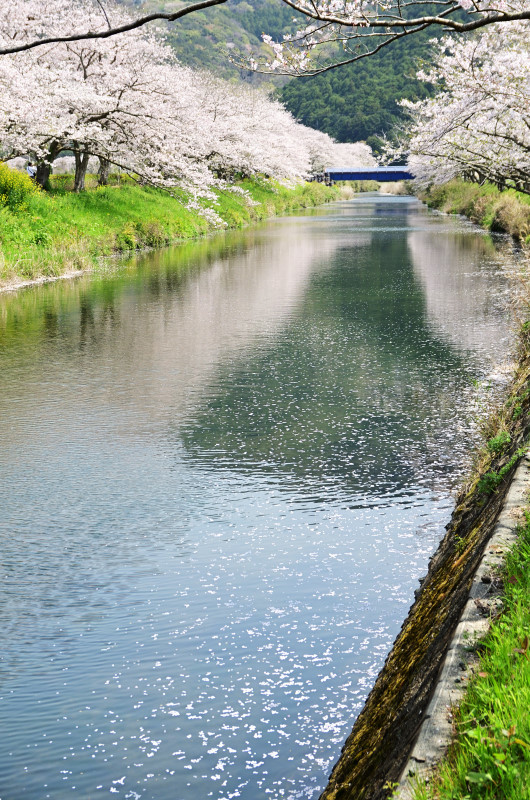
<box><xmin>35</xmin><ymin>141</ymin><xmax>59</xmax><ymax>190</ymax></box>
<box><xmin>73</xmin><ymin>147</ymin><xmax>90</xmax><ymax>192</ymax></box>
<box><xmin>35</xmin><ymin>161</ymin><xmax>52</xmax><ymax>188</ymax></box>
<box><xmin>98</xmin><ymin>157</ymin><xmax>111</xmax><ymax>186</ymax></box>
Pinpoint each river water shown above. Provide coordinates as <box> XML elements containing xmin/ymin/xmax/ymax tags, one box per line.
<box><xmin>0</xmin><ymin>196</ymin><xmax>518</xmax><ymax>800</ymax></box>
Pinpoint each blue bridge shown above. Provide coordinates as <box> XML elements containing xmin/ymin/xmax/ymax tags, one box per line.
<box><xmin>322</xmin><ymin>165</ymin><xmax>414</xmax><ymax>182</ymax></box>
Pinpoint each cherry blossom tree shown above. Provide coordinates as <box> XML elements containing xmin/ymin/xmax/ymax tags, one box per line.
<box><xmin>0</xmin><ymin>53</ymin><xmax>71</xmax><ymax>185</ymax></box>
<box><xmin>0</xmin><ymin>0</ymin><xmax>227</xmax><ymax>56</ymax></box>
<box><xmin>0</xmin><ymin>0</ymin><xmax>528</xmax><ymax>77</ymax></box>
<box><xmin>190</xmin><ymin>72</ymin><xmax>320</xmax><ymax>182</ymax></box>
<box><xmin>179</xmin><ymin>71</ymin><xmax>376</xmax><ymax>183</ymax></box>
<box><xmin>1</xmin><ymin>0</ymin><xmax>376</xmax><ymax>210</ymax></box>
<box><xmin>0</xmin><ymin>1</ymin><xmax>222</xmax><ymax>195</ymax></box>
<box><xmin>327</xmin><ymin>142</ymin><xmax>376</xmax><ymax>168</ymax></box>
<box><xmin>396</xmin><ymin>13</ymin><xmax>530</xmax><ymax>193</ymax></box>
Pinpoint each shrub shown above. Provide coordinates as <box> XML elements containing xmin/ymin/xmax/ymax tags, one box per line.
<box><xmin>0</xmin><ymin>162</ymin><xmax>40</xmax><ymax>210</ymax></box>
<box><xmin>487</xmin><ymin>431</ymin><xmax>511</xmax><ymax>454</ymax></box>
<box><xmin>115</xmin><ymin>223</ymin><xmax>137</xmax><ymax>250</ymax></box>
<box><xmin>32</xmin><ymin>229</ymin><xmax>52</xmax><ymax>247</ymax></box>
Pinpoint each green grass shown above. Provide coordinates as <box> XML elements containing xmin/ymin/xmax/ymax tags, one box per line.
<box><xmin>0</xmin><ymin>172</ymin><xmax>339</xmax><ymax>286</ymax></box>
<box><xmin>422</xmin><ymin>180</ymin><xmax>530</xmax><ymax>243</ymax></box>
<box><xmin>412</xmin><ymin>512</ymin><xmax>530</xmax><ymax>800</ymax></box>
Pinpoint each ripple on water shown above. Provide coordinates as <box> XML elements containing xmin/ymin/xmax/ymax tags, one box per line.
<box><xmin>0</xmin><ymin>195</ymin><xmax>521</xmax><ymax>799</ymax></box>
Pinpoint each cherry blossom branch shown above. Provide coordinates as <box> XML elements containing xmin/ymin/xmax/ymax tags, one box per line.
<box><xmin>264</xmin><ymin>21</ymin><xmax>434</xmax><ymax>76</ymax></box>
<box><xmin>247</xmin><ymin>0</ymin><xmax>530</xmax><ymax>76</ymax></box>
<box><xmin>0</xmin><ymin>0</ymin><xmax>228</xmax><ymax>56</ymax></box>
<box><xmin>277</xmin><ymin>0</ymin><xmax>529</xmax><ymax>33</ymax></box>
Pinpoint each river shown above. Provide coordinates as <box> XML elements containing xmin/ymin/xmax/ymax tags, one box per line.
<box><xmin>0</xmin><ymin>195</ymin><xmax>519</xmax><ymax>800</ymax></box>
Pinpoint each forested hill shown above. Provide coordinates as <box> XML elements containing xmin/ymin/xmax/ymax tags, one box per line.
<box><xmin>278</xmin><ymin>32</ymin><xmax>435</xmax><ymax>149</ymax></box>
<box><xmin>122</xmin><ymin>0</ymin><xmax>434</xmax><ymax>142</ymax></box>
<box><xmin>124</xmin><ymin>0</ymin><xmax>304</xmax><ymax>85</ymax></box>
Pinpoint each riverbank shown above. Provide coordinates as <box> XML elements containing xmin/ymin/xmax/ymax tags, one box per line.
<box><xmin>319</xmin><ymin>334</ymin><xmax>530</xmax><ymax>800</ymax></box>
<box><xmin>420</xmin><ymin>180</ymin><xmax>530</xmax><ymax>243</ymax></box>
<box><xmin>393</xmin><ymin>188</ymin><xmax>530</xmax><ymax>799</ymax></box>
<box><xmin>0</xmin><ymin>172</ymin><xmax>339</xmax><ymax>291</ymax></box>
<box><xmin>318</xmin><ymin>248</ymin><xmax>530</xmax><ymax>799</ymax></box>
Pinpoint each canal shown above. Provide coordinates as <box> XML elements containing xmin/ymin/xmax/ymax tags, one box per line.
<box><xmin>0</xmin><ymin>195</ymin><xmax>518</xmax><ymax>799</ymax></box>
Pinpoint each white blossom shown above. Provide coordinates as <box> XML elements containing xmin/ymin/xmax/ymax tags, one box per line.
<box><xmin>0</xmin><ymin>0</ymin><xmax>375</xmax><ymax>211</ymax></box>
<box><xmin>397</xmin><ymin>9</ymin><xmax>529</xmax><ymax>192</ymax></box>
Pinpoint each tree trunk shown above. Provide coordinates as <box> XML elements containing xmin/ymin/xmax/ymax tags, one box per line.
<box><xmin>73</xmin><ymin>147</ymin><xmax>90</xmax><ymax>192</ymax></box>
<box><xmin>35</xmin><ymin>141</ymin><xmax>59</xmax><ymax>190</ymax></box>
<box><xmin>36</xmin><ymin>161</ymin><xmax>52</xmax><ymax>189</ymax></box>
<box><xmin>98</xmin><ymin>157</ymin><xmax>112</xmax><ymax>186</ymax></box>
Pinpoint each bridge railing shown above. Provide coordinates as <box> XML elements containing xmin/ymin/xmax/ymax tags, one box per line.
<box><xmin>309</xmin><ymin>165</ymin><xmax>414</xmax><ymax>184</ymax></box>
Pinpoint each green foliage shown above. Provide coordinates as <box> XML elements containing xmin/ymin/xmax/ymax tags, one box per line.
<box><xmin>507</xmin><ymin>384</ymin><xmax>530</xmax><ymax>424</ymax></box>
<box><xmin>454</xmin><ymin>534</ymin><xmax>466</xmax><ymax>555</ymax></box>
<box><xmin>0</xmin><ymin>178</ymin><xmax>338</xmax><ymax>285</ymax></box>
<box><xmin>477</xmin><ymin>446</ymin><xmax>527</xmax><ymax>495</ymax></box>
<box><xmin>0</xmin><ymin>162</ymin><xmax>40</xmax><ymax>210</ymax></box>
<box><xmin>115</xmin><ymin>223</ymin><xmax>137</xmax><ymax>251</ymax></box>
<box><xmin>414</xmin><ymin>513</ymin><xmax>530</xmax><ymax>800</ymax></box>
<box><xmin>278</xmin><ymin>31</ymin><xmax>436</xmax><ymax>144</ymax></box>
<box><xmin>234</xmin><ymin>0</ymin><xmax>300</xmax><ymax>41</ymax></box>
<box><xmin>487</xmin><ymin>431</ymin><xmax>511</xmax><ymax>454</ymax></box>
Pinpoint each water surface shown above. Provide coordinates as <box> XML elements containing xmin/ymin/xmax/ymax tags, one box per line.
<box><xmin>0</xmin><ymin>196</ymin><xmax>518</xmax><ymax>799</ymax></box>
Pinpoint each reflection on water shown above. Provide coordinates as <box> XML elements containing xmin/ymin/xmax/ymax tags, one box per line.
<box><xmin>407</xmin><ymin>216</ymin><xmax>515</xmax><ymax>355</ymax></box>
<box><xmin>0</xmin><ymin>196</ymin><xmax>519</xmax><ymax>800</ymax></box>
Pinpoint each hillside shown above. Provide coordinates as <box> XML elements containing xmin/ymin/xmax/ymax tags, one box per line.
<box><xmin>125</xmin><ymin>0</ymin><xmax>304</xmax><ymax>85</ymax></box>
<box><xmin>119</xmin><ymin>0</ymin><xmax>435</xmax><ymax>142</ymax></box>
<box><xmin>278</xmin><ymin>32</ymin><xmax>435</xmax><ymax>150</ymax></box>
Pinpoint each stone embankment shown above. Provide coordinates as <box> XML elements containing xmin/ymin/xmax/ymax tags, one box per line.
<box><xmin>317</xmin><ymin>328</ymin><xmax>530</xmax><ymax>800</ymax></box>
<box><xmin>397</xmin><ymin>452</ymin><xmax>530</xmax><ymax>798</ymax></box>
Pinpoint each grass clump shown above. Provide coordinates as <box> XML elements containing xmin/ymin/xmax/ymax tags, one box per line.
<box><xmin>486</xmin><ymin>431</ymin><xmax>511</xmax><ymax>454</ymax></box>
<box><xmin>422</xmin><ymin>180</ymin><xmax>530</xmax><ymax>243</ymax></box>
<box><xmin>477</xmin><ymin>446</ymin><xmax>527</xmax><ymax>495</ymax></box>
<box><xmin>413</xmin><ymin>513</ymin><xmax>530</xmax><ymax>800</ymax></box>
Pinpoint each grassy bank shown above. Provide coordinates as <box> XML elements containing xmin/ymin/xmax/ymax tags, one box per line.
<box><xmin>0</xmin><ymin>169</ymin><xmax>339</xmax><ymax>289</ymax></box>
<box><xmin>421</xmin><ymin>180</ymin><xmax>530</xmax><ymax>243</ymax></box>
